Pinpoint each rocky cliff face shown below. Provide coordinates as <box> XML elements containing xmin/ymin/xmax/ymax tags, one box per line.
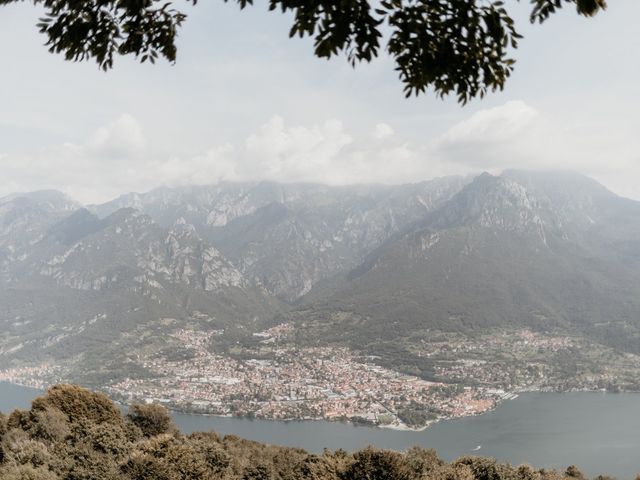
<box><xmin>0</xmin><ymin>194</ymin><xmax>281</xmax><ymax>379</ymax></box>
<box><xmin>89</xmin><ymin>178</ymin><xmax>469</xmax><ymax>302</ymax></box>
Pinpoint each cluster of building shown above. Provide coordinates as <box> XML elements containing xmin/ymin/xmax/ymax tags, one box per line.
<box><xmin>106</xmin><ymin>325</ymin><xmax>499</xmax><ymax>429</ymax></box>
<box><xmin>414</xmin><ymin>329</ymin><xmax>632</xmax><ymax>391</ymax></box>
<box><xmin>0</xmin><ymin>363</ymin><xmax>64</xmax><ymax>390</ymax></box>
<box><xmin>7</xmin><ymin>326</ymin><xmax>628</xmax><ymax>429</ymax></box>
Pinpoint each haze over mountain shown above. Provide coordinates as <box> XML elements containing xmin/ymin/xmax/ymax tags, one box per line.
<box><xmin>89</xmin><ymin>178</ymin><xmax>469</xmax><ymax>302</ymax></box>
<box><xmin>294</xmin><ymin>171</ymin><xmax>640</xmax><ymax>352</ymax></box>
<box><xmin>2</xmin><ymin>170</ymin><xmax>640</xmax><ymax>384</ymax></box>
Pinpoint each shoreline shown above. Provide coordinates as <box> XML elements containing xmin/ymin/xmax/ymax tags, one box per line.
<box><xmin>5</xmin><ymin>381</ymin><xmax>640</xmax><ymax>478</ymax></box>
<box><xmin>98</xmin><ymin>386</ymin><xmax>640</xmax><ymax>431</ymax></box>
<box><xmin>167</xmin><ymin>408</ymin><xmax>433</xmax><ymax>432</ymax></box>
<box><xmin>0</xmin><ymin>379</ymin><xmax>475</xmax><ymax>431</ymax></box>
<box><xmin>2</xmin><ymin>380</ymin><xmax>637</xmax><ymax>432</ymax></box>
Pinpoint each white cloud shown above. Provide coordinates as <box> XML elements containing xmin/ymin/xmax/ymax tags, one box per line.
<box><xmin>87</xmin><ymin>114</ymin><xmax>146</xmax><ymax>158</ymax></box>
<box><xmin>2</xmin><ymin>103</ymin><xmax>640</xmax><ymax>205</ymax></box>
<box><xmin>237</xmin><ymin>116</ymin><xmax>468</xmax><ymax>185</ymax></box>
<box><xmin>0</xmin><ymin>114</ymin><xmax>465</xmax><ymax>203</ymax></box>
<box><xmin>2</xmin><ymin>0</ymin><xmax>640</xmax><ymax>203</ymax></box>
<box><xmin>440</xmin><ymin>101</ymin><xmax>538</xmax><ymax>147</ymax></box>
<box><xmin>432</xmin><ymin>101</ymin><xmax>640</xmax><ymax>199</ymax></box>
<box><xmin>152</xmin><ymin>144</ymin><xmax>240</xmax><ymax>186</ymax></box>
<box><xmin>243</xmin><ymin>116</ymin><xmax>353</xmax><ymax>183</ymax></box>
<box><xmin>373</xmin><ymin>123</ymin><xmax>395</xmax><ymax>139</ymax></box>
<box><xmin>0</xmin><ymin>115</ymin><xmax>156</xmax><ymax>204</ymax></box>
<box><xmin>433</xmin><ymin>101</ymin><xmax>539</xmax><ymax>169</ymax></box>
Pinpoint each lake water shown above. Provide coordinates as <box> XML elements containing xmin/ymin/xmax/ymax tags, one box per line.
<box><xmin>2</xmin><ymin>382</ymin><xmax>639</xmax><ymax>478</ymax></box>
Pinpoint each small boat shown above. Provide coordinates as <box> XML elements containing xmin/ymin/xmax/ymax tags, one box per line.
<box><xmin>472</xmin><ymin>445</ymin><xmax>482</xmax><ymax>451</ymax></box>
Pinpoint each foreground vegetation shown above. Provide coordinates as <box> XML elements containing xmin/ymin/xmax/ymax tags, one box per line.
<box><xmin>0</xmin><ymin>385</ymin><xmax>628</xmax><ymax>480</ymax></box>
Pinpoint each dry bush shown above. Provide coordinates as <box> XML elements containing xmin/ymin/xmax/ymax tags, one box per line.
<box><xmin>538</xmin><ymin>469</ymin><xmax>566</xmax><ymax>480</ymax></box>
<box><xmin>293</xmin><ymin>452</ymin><xmax>347</xmax><ymax>480</ymax></box>
<box><xmin>564</xmin><ymin>466</ymin><xmax>585</xmax><ymax>480</ymax></box>
<box><xmin>402</xmin><ymin>446</ymin><xmax>443</xmax><ymax>479</ymax></box>
<box><xmin>453</xmin><ymin>456</ymin><xmax>516</xmax><ymax>480</ymax></box>
<box><xmin>31</xmin><ymin>385</ymin><xmax>123</xmax><ymax>427</ymax></box>
<box><xmin>0</xmin><ymin>463</ymin><xmax>60</xmax><ymax>480</ymax></box>
<box><xmin>186</xmin><ymin>432</ymin><xmax>231</xmax><ymax>477</ymax></box>
<box><xmin>243</xmin><ymin>462</ymin><xmax>274</xmax><ymax>480</ymax></box>
<box><xmin>84</xmin><ymin>422</ymin><xmax>131</xmax><ymax>457</ymax></box>
<box><xmin>343</xmin><ymin>447</ymin><xmax>409</xmax><ymax>480</ymax></box>
<box><xmin>120</xmin><ymin>450</ymin><xmax>172</xmax><ymax>480</ymax></box>
<box><xmin>1</xmin><ymin>429</ymin><xmax>53</xmax><ymax>467</ymax></box>
<box><xmin>29</xmin><ymin>408</ymin><xmax>71</xmax><ymax>444</ymax></box>
<box><xmin>513</xmin><ymin>464</ymin><xmax>541</xmax><ymax>480</ymax></box>
<box><xmin>125</xmin><ymin>433</ymin><xmax>215</xmax><ymax>480</ymax></box>
<box><xmin>0</xmin><ymin>412</ymin><xmax>7</xmax><ymax>437</ymax></box>
<box><xmin>7</xmin><ymin>409</ymin><xmax>32</xmax><ymax>431</ymax></box>
<box><xmin>59</xmin><ymin>440</ymin><xmax>123</xmax><ymax>480</ymax></box>
<box><xmin>127</xmin><ymin>404</ymin><xmax>176</xmax><ymax>438</ymax></box>
<box><xmin>431</xmin><ymin>463</ymin><xmax>476</xmax><ymax>480</ymax></box>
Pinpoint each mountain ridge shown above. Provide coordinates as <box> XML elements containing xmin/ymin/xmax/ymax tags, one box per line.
<box><xmin>2</xmin><ymin>170</ymin><xmax>640</xmax><ymax>387</ymax></box>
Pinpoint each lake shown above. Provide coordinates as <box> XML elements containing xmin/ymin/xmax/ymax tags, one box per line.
<box><xmin>2</xmin><ymin>382</ymin><xmax>639</xmax><ymax>478</ymax></box>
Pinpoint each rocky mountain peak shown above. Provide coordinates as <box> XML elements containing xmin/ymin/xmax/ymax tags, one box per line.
<box><xmin>0</xmin><ymin>189</ymin><xmax>79</xmax><ymax>213</ymax></box>
<box><xmin>427</xmin><ymin>173</ymin><xmax>546</xmax><ymax>236</ymax></box>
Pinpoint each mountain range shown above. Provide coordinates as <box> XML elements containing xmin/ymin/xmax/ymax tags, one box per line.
<box><xmin>2</xmin><ymin>170</ymin><xmax>640</xmax><ymax>384</ymax></box>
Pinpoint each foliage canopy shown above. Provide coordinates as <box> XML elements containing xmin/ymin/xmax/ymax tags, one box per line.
<box><xmin>1</xmin><ymin>0</ymin><xmax>606</xmax><ymax>103</ymax></box>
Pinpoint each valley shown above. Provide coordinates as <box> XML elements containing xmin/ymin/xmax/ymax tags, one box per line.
<box><xmin>2</xmin><ymin>171</ymin><xmax>640</xmax><ymax>429</ymax></box>
<box><xmin>2</xmin><ymin>323</ymin><xmax>639</xmax><ymax>429</ymax></box>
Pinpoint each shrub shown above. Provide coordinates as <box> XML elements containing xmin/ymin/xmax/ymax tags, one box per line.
<box><xmin>125</xmin><ymin>434</ymin><xmax>215</xmax><ymax>480</ymax></box>
<box><xmin>514</xmin><ymin>464</ymin><xmax>540</xmax><ymax>480</ymax></box>
<box><xmin>402</xmin><ymin>446</ymin><xmax>443</xmax><ymax>477</ymax></box>
<box><xmin>121</xmin><ymin>450</ymin><xmax>172</xmax><ymax>480</ymax></box>
<box><xmin>453</xmin><ymin>456</ymin><xmax>514</xmax><ymax>480</ymax></box>
<box><xmin>243</xmin><ymin>463</ymin><xmax>273</xmax><ymax>480</ymax></box>
<box><xmin>0</xmin><ymin>464</ymin><xmax>59</xmax><ymax>480</ymax></box>
<box><xmin>343</xmin><ymin>448</ymin><xmax>408</xmax><ymax>480</ymax></box>
<box><xmin>31</xmin><ymin>385</ymin><xmax>122</xmax><ymax>427</ymax></box>
<box><xmin>29</xmin><ymin>408</ymin><xmax>71</xmax><ymax>444</ymax></box>
<box><xmin>1</xmin><ymin>430</ymin><xmax>52</xmax><ymax>467</ymax></box>
<box><xmin>126</xmin><ymin>404</ymin><xmax>176</xmax><ymax>438</ymax></box>
<box><xmin>564</xmin><ymin>466</ymin><xmax>585</xmax><ymax>480</ymax></box>
<box><xmin>0</xmin><ymin>412</ymin><xmax>7</xmax><ymax>437</ymax></box>
<box><xmin>59</xmin><ymin>440</ymin><xmax>122</xmax><ymax>480</ymax></box>
<box><xmin>187</xmin><ymin>433</ymin><xmax>230</xmax><ymax>477</ymax></box>
<box><xmin>434</xmin><ymin>463</ymin><xmax>476</xmax><ymax>480</ymax></box>
<box><xmin>84</xmin><ymin>422</ymin><xmax>131</xmax><ymax>457</ymax></box>
<box><xmin>7</xmin><ymin>409</ymin><xmax>32</xmax><ymax>431</ymax></box>
<box><xmin>294</xmin><ymin>454</ymin><xmax>345</xmax><ymax>480</ymax></box>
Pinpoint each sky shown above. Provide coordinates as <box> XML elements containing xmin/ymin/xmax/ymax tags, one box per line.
<box><xmin>0</xmin><ymin>1</ymin><xmax>639</xmax><ymax>204</ymax></box>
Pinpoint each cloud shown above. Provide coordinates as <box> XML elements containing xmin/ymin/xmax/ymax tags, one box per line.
<box><xmin>433</xmin><ymin>101</ymin><xmax>539</xmax><ymax>169</ymax></box>
<box><xmin>373</xmin><ymin>123</ymin><xmax>395</xmax><ymax>139</ymax></box>
<box><xmin>431</xmin><ymin>101</ymin><xmax>640</xmax><ymax>199</ymax></box>
<box><xmin>2</xmin><ymin>103</ymin><xmax>640</xmax><ymax>205</ymax></box>
<box><xmin>242</xmin><ymin>116</ymin><xmax>353</xmax><ymax>183</ymax></box>
<box><xmin>237</xmin><ymin>116</ymin><xmax>468</xmax><ymax>185</ymax></box>
<box><xmin>0</xmin><ymin>113</ymin><xmax>470</xmax><ymax>204</ymax></box>
<box><xmin>152</xmin><ymin>144</ymin><xmax>239</xmax><ymax>186</ymax></box>
<box><xmin>441</xmin><ymin>101</ymin><xmax>538</xmax><ymax>146</ymax></box>
<box><xmin>87</xmin><ymin>114</ymin><xmax>146</xmax><ymax>158</ymax></box>
<box><xmin>0</xmin><ymin>115</ymin><xmax>155</xmax><ymax>204</ymax></box>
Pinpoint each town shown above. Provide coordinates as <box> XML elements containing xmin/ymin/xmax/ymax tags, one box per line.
<box><xmin>105</xmin><ymin>324</ymin><xmax>499</xmax><ymax>429</ymax></box>
<box><xmin>2</xmin><ymin>324</ymin><xmax>639</xmax><ymax>430</ymax></box>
